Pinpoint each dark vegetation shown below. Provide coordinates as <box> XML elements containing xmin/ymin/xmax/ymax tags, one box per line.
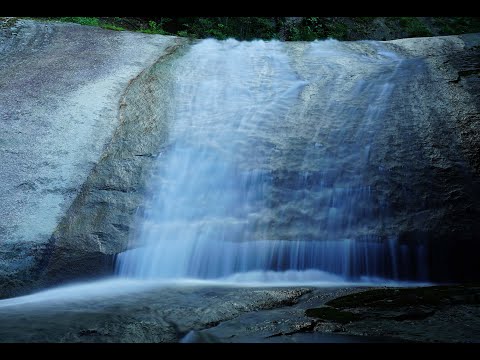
<box><xmin>305</xmin><ymin>306</ymin><xmax>362</xmax><ymax>324</ymax></box>
<box><xmin>38</xmin><ymin>17</ymin><xmax>480</xmax><ymax>41</ymax></box>
<box><xmin>326</xmin><ymin>284</ymin><xmax>480</xmax><ymax>308</ymax></box>
<box><xmin>305</xmin><ymin>285</ymin><xmax>480</xmax><ymax>324</ymax></box>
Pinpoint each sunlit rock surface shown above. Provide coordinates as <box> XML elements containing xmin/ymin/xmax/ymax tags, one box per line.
<box><xmin>0</xmin><ymin>19</ymin><xmax>185</xmax><ymax>297</ymax></box>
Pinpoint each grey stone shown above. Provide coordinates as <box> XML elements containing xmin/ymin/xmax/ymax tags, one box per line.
<box><xmin>0</xmin><ymin>18</ymin><xmax>186</xmax><ymax>297</ymax></box>
<box><xmin>1</xmin><ymin>17</ymin><xmax>479</xmax><ymax>296</ymax></box>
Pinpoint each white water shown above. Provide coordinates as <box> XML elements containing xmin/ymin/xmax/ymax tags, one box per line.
<box><xmin>0</xmin><ymin>274</ymin><xmax>432</xmax><ymax>309</ymax></box>
<box><xmin>116</xmin><ymin>38</ymin><xmax>428</xmax><ymax>284</ymax></box>
<box><xmin>0</xmin><ymin>278</ymin><xmax>161</xmax><ymax>308</ymax></box>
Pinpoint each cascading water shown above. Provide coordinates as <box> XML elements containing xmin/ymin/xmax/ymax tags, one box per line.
<box><xmin>116</xmin><ymin>38</ymin><xmax>428</xmax><ymax>283</ymax></box>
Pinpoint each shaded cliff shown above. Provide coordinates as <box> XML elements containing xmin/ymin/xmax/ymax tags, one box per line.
<box><xmin>370</xmin><ymin>34</ymin><xmax>480</xmax><ymax>281</ymax></box>
<box><xmin>118</xmin><ymin>35</ymin><xmax>480</xmax><ymax>282</ymax></box>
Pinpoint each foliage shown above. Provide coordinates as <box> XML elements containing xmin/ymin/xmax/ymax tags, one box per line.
<box><xmin>101</xmin><ymin>24</ymin><xmax>125</xmax><ymax>31</ymax></box>
<box><xmin>56</xmin><ymin>17</ymin><xmax>100</xmax><ymax>27</ymax></box>
<box><xmin>398</xmin><ymin>17</ymin><xmax>432</xmax><ymax>37</ymax></box>
<box><xmin>39</xmin><ymin>17</ymin><xmax>480</xmax><ymax>42</ymax></box>
<box><xmin>284</xmin><ymin>17</ymin><xmax>350</xmax><ymax>41</ymax></box>
<box><xmin>140</xmin><ymin>20</ymin><xmax>169</xmax><ymax>35</ymax></box>
<box><xmin>176</xmin><ymin>30</ymin><xmax>189</xmax><ymax>38</ymax></box>
<box><xmin>435</xmin><ymin>17</ymin><xmax>480</xmax><ymax>35</ymax></box>
<box><xmin>286</xmin><ymin>18</ymin><xmax>319</xmax><ymax>41</ymax></box>
<box><xmin>328</xmin><ymin>22</ymin><xmax>349</xmax><ymax>40</ymax></box>
<box><xmin>174</xmin><ymin>17</ymin><xmax>278</xmax><ymax>40</ymax></box>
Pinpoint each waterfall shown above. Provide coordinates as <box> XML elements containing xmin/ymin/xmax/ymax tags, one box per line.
<box><xmin>116</xmin><ymin>38</ymin><xmax>428</xmax><ymax>283</ymax></box>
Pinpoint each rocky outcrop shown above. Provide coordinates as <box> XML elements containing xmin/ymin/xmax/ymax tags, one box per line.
<box><xmin>1</xmin><ymin>281</ymin><xmax>478</xmax><ymax>343</ymax></box>
<box><xmin>198</xmin><ymin>284</ymin><xmax>480</xmax><ymax>343</ymax></box>
<box><xmin>40</xmin><ymin>39</ymin><xmax>190</xmax><ymax>289</ymax></box>
<box><xmin>217</xmin><ymin>35</ymin><xmax>480</xmax><ymax>282</ymax></box>
<box><xmin>372</xmin><ymin>34</ymin><xmax>480</xmax><ymax>281</ymax></box>
<box><xmin>1</xmin><ymin>18</ymin><xmax>479</xmax><ymax>297</ymax></box>
<box><xmin>258</xmin><ymin>35</ymin><xmax>480</xmax><ymax>282</ymax></box>
<box><xmin>0</xmin><ymin>19</ymin><xmax>186</xmax><ymax>297</ymax></box>
<box><xmin>0</xmin><ymin>283</ymin><xmax>311</xmax><ymax>342</ymax></box>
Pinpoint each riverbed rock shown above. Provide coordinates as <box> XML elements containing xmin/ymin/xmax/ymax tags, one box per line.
<box><xmin>0</xmin><ymin>282</ymin><xmax>311</xmax><ymax>342</ymax></box>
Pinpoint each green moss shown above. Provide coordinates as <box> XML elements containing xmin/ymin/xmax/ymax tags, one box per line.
<box><xmin>101</xmin><ymin>24</ymin><xmax>125</xmax><ymax>31</ymax></box>
<box><xmin>326</xmin><ymin>285</ymin><xmax>480</xmax><ymax>310</ymax></box>
<box><xmin>305</xmin><ymin>306</ymin><xmax>362</xmax><ymax>324</ymax></box>
<box><xmin>139</xmin><ymin>20</ymin><xmax>169</xmax><ymax>35</ymax></box>
<box><xmin>56</xmin><ymin>17</ymin><xmax>100</xmax><ymax>27</ymax></box>
<box><xmin>176</xmin><ymin>30</ymin><xmax>190</xmax><ymax>38</ymax></box>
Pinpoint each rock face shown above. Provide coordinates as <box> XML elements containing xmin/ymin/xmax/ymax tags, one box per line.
<box><xmin>0</xmin><ymin>19</ymin><xmax>186</xmax><ymax>297</ymax></box>
<box><xmin>0</xmin><ymin>282</ymin><xmax>312</xmax><ymax>342</ymax></box>
<box><xmin>116</xmin><ymin>35</ymin><xmax>480</xmax><ymax>283</ymax></box>
<box><xmin>40</xmin><ymin>38</ymin><xmax>189</xmax><ymax>290</ymax></box>
<box><xmin>196</xmin><ymin>284</ymin><xmax>480</xmax><ymax>343</ymax></box>
<box><xmin>373</xmin><ymin>34</ymin><xmax>480</xmax><ymax>281</ymax></box>
<box><xmin>1</xmin><ymin>282</ymin><xmax>477</xmax><ymax>343</ymax></box>
<box><xmin>280</xmin><ymin>35</ymin><xmax>480</xmax><ymax>282</ymax></box>
<box><xmin>228</xmin><ymin>35</ymin><xmax>480</xmax><ymax>282</ymax></box>
<box><xmin>0</xmin><ymin>18</ymin><xmax>479</xmax><ymax>297</ymax></box>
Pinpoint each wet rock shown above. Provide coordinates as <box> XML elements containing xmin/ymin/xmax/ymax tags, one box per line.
<box><xmin>180</xmin><ymin>330</ymin><xmax>222</xmax><ymax>343</ymax></box>
<box><xmin>0</xmin><ymin>18</ymin><xmax>187</xmax><ymax>297</ymax></box>
<box><xmin>305</xmin><ymin>306</ymin><xmax>362</xmax><ymax>324</ymax></box>
<box><xmin>392</xmin><ymin>309</ymin><xmax>435</xmax><ymax>321</ymax></box>
<box><xmin>0</xmin><ymin>284</ymin><xmax>311</xmax><ymax>343</ymax></box>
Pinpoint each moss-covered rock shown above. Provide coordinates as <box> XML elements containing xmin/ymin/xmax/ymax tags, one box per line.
<box><xmin>305</xmin><ymin>306</ymin><xmax>362</xmax><ymax>324</ymax></box>
<box><xmin>326</xmin><ymin>285</ymin><xmax>480</xmax><ymax>310</ymax></box>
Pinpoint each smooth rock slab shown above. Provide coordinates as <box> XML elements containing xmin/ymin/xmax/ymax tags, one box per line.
<box><xmin>0</xmin><ymin>279</ymin><xmax>312</xmax><ymax>342</ymax></box>
<box><xmin>0</xmin><ymin>19</ymin><xmax>181</xmax><ymax>297</ymax></box>
<box><xmin>3</xmin><ymin>281</ymin><xmax>475</xmax><ymax>343</ymax></box>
